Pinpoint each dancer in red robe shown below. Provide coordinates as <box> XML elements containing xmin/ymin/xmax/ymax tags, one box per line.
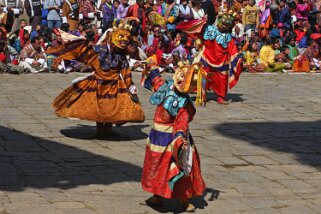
<box><xmin>201</xmin><ymin>11</ymin><xmax>243</xmax><ymax>104</ymax></box>
<box><xmin>141</xmin><ymin>65</ymin><xmax>205</xmax><ymax>212</ymax></box>
<box><xmin>176</xmin><ymin>11</ymin><xmax>243</xmax><ymax>105</ymax></box>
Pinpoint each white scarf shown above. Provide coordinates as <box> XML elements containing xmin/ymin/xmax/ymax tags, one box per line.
<box><xmin>179</xmin><ymin>4</ymin><xmax>191</xmax><ymax>16</ymax></box>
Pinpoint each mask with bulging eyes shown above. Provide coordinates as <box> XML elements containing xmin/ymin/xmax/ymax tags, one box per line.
<box><xmin>172</xmin><ymin>65</ymin><xmax>196</xmax><ymax>93</ymax></box>
<box><xmin>217</xmin><ymin>12</ymin><xmax>237</xmax><ymax>33</ymax></box>
<box><xmin>110</xmin><ymin>29</ymin><xmax>131</xmax><ymax>49</ymax></box>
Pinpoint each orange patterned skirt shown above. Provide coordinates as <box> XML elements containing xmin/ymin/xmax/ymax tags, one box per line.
<box><xmin>52</xmin><ymin>70</ymin><xmax>145</xmax><ymax>123</ymax></box>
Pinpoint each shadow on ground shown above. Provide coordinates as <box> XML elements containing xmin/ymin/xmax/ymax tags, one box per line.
<box><xmin>0</xmin><ymin>125</ymin><xmax>143</xmax><ymax>191</ymax></box>
<box><xmin>214</xmin><ymin>120</ymin><xmax>321</xmax><ymax>168</ymax></box>
<box><xmin>144</xmin><ymin>188</ymin><xmax>220</xmax><ymax>213</ymax></box>
<box><xmin>60</xmin><ymin>124</ymin><xmax>148</xmax><ymax>141</ymax></box>
<box><xmin>0</xmin><ymin>125</ymin><xmax>218</xmax><ymax>212</ymax></box>
<box><xmin>190</xmin><ymin>93</ymin><xmax>245</xmax><ymax>103</ymax></box>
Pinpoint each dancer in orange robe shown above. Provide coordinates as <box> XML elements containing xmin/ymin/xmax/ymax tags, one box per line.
<box><xmin>47</xmin><ymin>27</ymin><xmax>144</xmax><ymax>136</ymax></box>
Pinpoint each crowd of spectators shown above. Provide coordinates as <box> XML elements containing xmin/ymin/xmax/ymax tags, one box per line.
<box><xmin>0</xmin><ymin>0</ymin><xmax>320</xmax><ymax>74</ymax></box>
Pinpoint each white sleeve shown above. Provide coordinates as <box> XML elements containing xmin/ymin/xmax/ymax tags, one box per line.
<box><xmin>62</xmin><ymin>16</ymin><xmax>68</xmax><ymax>23</ymax></box>
<box><xmin>79</xmin><ymin>13</ymin><xmax>84</xmax><ymax>20</ymax></box>
<box><xmin>12</xmin><ymin>9</ymin><xmax>20</xmax><ymax>15</ymax></box>
<box><xmin>87</xmin><ymin>12</ymin><xmax>95</xmax><ymax>19</ymax></box>
<box><xmin>25</xmin><ymin>58</ymin><xmax>34</xmax><ymax>65</ymax></box>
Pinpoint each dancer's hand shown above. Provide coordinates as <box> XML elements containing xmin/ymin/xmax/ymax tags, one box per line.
<box><xmin>181</xmin><ymin>140</ymin><xmax>188</xmax><ymax>150</ymax></box>
<box><xmin>129</xmin><ymin>85</ymin><xmax>138</xmax><ymax>94</ymax></box>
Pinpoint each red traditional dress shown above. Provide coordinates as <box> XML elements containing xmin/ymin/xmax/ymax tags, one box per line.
<box><xmin>201</xmin><ymin>25</ymin><xmax>242</xmax><ymax>101</ymax></box>
<box><xmin>141</xmin><ymin>69</ymin><xmax>205</xmax><ymax>201</ymax></box>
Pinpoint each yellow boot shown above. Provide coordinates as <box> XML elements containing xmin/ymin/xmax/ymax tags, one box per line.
<box><xmin>181</xmin><ymin>201</ymin><xmax>196</xmax><ymax>212</ymax></box>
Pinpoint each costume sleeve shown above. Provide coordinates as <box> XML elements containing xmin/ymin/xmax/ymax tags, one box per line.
<box><xmin>203</xmin><ymin>25</ymin><xmax>217</xmax><ymax>41</ymax></box>
<box><xmin>173</xmin><ymin>106</ymin><xmax>190</xmax><ymax>139</ymax></box>
<box><xmin>46</xmin><ymin>41</ymin><xmax>91</xmax><ymax>62</ymax></box>
<box><xmin>121</xmin><ymin>68</ymin><xmax>133</xmax><ymax>88</ymax></box>
<box><xmin>172</xmin><ymin>104</ymin><xmax>195</xmax><ymax>164</ymax></box>
<box><xmin>141</xmin><ymin>68</ymin><xmax>165</xmax><ymax>91</ymax></box>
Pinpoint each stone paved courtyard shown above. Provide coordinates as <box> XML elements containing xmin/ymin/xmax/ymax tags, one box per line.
<box><xmin>0</xmin><ymin>72</ymin><xmax>321</xmax><ymax>214</ymax></box>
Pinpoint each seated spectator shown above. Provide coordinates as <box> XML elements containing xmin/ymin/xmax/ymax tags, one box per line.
<box><xmin>147</xmin><ymin>24</ymin><xmax>161</xmax><ymax>47</ymax></box>
<box><xmin>275</xmin><ymin>46</ymin><xmax>291</xmax><ymax>63</ymax></box>
<box><xmin>304</xmin><ymin>38</ymin><xmax>319</xmax><ymax>70</ymax></box>
<box><xmin>13</xmin><ymin>29</ymin><xmax>30</xmax><ymax>53</ymax></box>
<box><xmin>259</xmin><ymin>38</ymin><xmax>286</xmax><ymax>72</ymax></box>
<box><xmin>0</xmin><ymin>39</ymin><xmax>25</xmax><ymax>74</ymax></box>
<box><xmin>19</xmin><ymin>36</ymin><xmax>48</xmax><ymax>73</ymax></box>
<box><xmin>232</xmin><ymin>23</ymin><xmax>245</xmax><ymax>46</ymax></box>
<box><xmin>270</xmin><ymin>24</ymin><xmax>281</xmax><ymax>41</ymax></box>
<box><xmin>244</xmin><ymin>41</ymin><xmax>265</xmax><ymax>72</ymax></box>
<box><xmin>294</xmin><ymin>21</ymin><xmax>306</xmax><ymax>42</ymax></box>
<box><xmin>285</xmin><ymin>35</ymin><xmax>299</xmax><ymax>63</ymax></box>
<box><xmin>277</xmin><ymin>23</ymin><xmax>286</xmax><ymax>39</ymax></box>
<box><xmin>272</xmin><ymin>39</ymin><xmax>281</xmax><ymax>55</ymax></box>
<box><xmin>298</xmin><ymin>29</ymin><xmax>313</xmax><ymax>49</ymax></box>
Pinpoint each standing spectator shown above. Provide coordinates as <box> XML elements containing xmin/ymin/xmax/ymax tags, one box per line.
<box><xmin>162</xmin><ymin>0</ymin><xmax>179</xmax><ymax>31</ymax></box>
<box><xmin>178</xmin><ymin>0</ymin><xmax>192</xmax><ymax>22</ymax></box>
<box><xmin>101</xmin><ymin>0</ymin><xmax>116</xmax><ymax>31</ymax></box>
<box><xmin>191</xmin><ymin>0</ymin><xmax>205</xmax><ymax>20</ymax></box>
<box><xmin>79</xmin><ymin>0</ymin><xmax>96</xmax><ymax>25</ymax></box>
<box><xmin>278</xmin><ymin>0</ymin><xmax>292</xmax><ymax>30</ymax></box>
<box><xmin>0</xmin><ymin>7</ymin><xmax>7</xmax><ymax>25</ymax></box>
<box><xmin>126</xmin><ymin>0</ymin><xmax>145</xmax><ymax>21</ymax></box>
<box><xmin>0</xmin><ymin>0</ymin><xmax>24</xmax><ymax>32</ymax></box>
<box><xmin>25</xmin><ymin>0</ymin><xmax>43</xmax><ymax>31</ymax></box>
<box><xmin>296</xmin><ymin>0</ymin><xmax>311</xmax><ymax>21</ymax></box>
<box><xmin>62</xmin><ymin>0</ymin><xmax>79</xmax><ymax>31</ymax></box>
<box><xmin>242</xmin><ymin>0</ymin><xmax>259</xmax><ymax>32</ymax></box>
<box><xmin>116</xmin><ymin>0</ymin><xmax>130</xmax><ymax>22</ymax></box>
<box><xmin>19</xmin><ymin>36</ymin><xmax>48</xmax><ymax>73</ymax></box>
<box><xmin>44</xmin><ymin>0</ymin><xmax>62</xmax><ymax>29</ymax></box>
<box><xmin>201</xmin><ymin>0</ymin><xmax>216</xmax><ymax>25</ymax></box>
<box><xmin>126</xmin><ymin>0</ymin><xmax>146</xmax><ymax>31</ymax></box>
<box><xmin>145</xmin><ymin>0</ymin><xmax>159</xmax><ymax>12</ymax></box>
<box><xmin>232</xmin><ymin>0</ymin><xmax>244</xmax><ymax>13</ymax></box>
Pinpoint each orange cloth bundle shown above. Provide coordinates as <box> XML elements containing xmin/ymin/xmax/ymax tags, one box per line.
<box><xmin>293</xmin><ymin>56</ymin><xmax>310</xmax><ymax>72</ymax></box>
